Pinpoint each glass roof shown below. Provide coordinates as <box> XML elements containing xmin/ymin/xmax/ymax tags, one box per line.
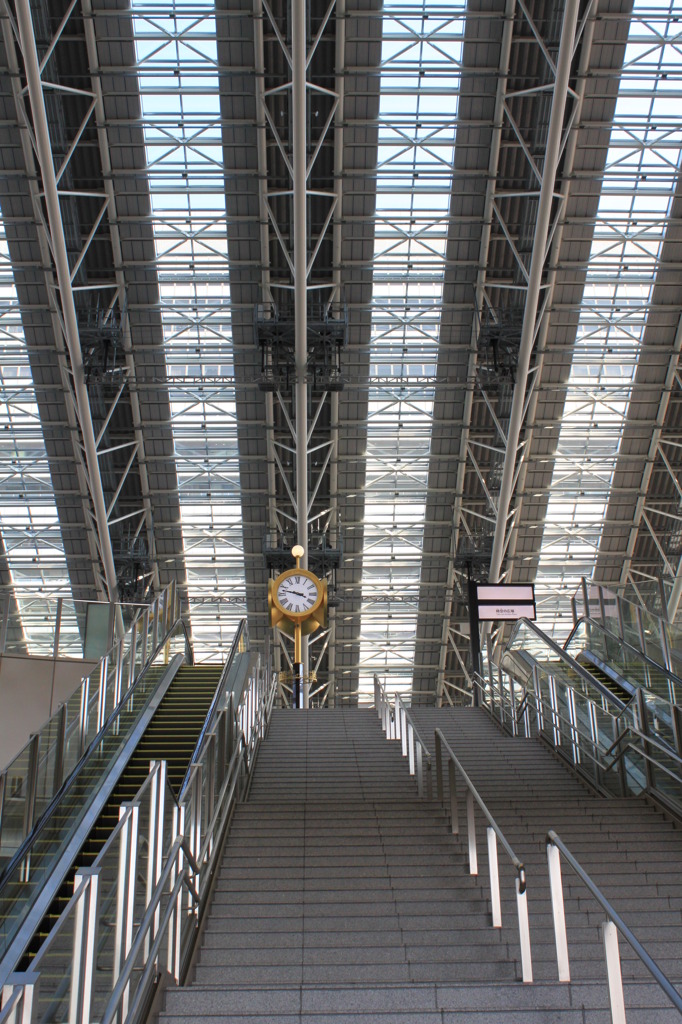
<box><xmin>533</xmin><ymin>0</ymin><xmax>682</xmax><ymax>637</ymax></box>
<box><xmin>0</xmin><ymin>0</ymin><xmax>680</xmax><ymax>682</ymax></box>
<box><xmin>132</xmin><ymin>0</ymin><xmax>247</xmax><ymax>658</ymax></box>
<box><xmin>358</xmin><ymin>0</ymin><xmax>464</xmax><ymax>697</ymax></box>
<box><xmin>0</xmin><ymin>215</ymin><xmax>72</xmax><ymax>654</ymax></box>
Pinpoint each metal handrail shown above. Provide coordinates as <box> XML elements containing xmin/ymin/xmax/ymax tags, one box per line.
<box><xmin>178</xmin><ymin>619</ymin><xmax>247</xmax><ymax>796</ymax></box>
<box><xmin>476</xmin><ymin>662</ymin><xmax>682</xmax><ymax>816</ymax></box>
<box><xmin>0</xmin><ymin>620</ymin><xmax>186</xmax><ymax>892</ymax></box>
<box><xmin>373</xmin><ymin>676</ymin><xmax>432</xmax><ymax>798</ymax></box>
<box><xmin>395</xmin><ymin>695</ymin><xmax>431</xmax><ymax>757</ymax></box>
<box><xmin>505</xmin><ymin>618</ymin><xmax>629</xmax><ymax>710</ymax></box>
<box><xmin>433</xmin><ymin>728</ymin><xmax>532</xmax><ymax>983</ymax></box>
<box><xmin>567</xmin><ymin>614</ymin><xmax>682</xmax><ymax>691</ymax></box>
<box><xmin>394</xmin><ymin>695</ymin><xmax>433</xmax><ymax>799</ymax></box>
<box><xmin>0</xmin><ymin>642</ymin><xmax>277</xmax><ymax>1024</ymax></box>
<box><xmin>546</xmin><ymin>830</ymin><xmax>682</xmax><ymax>1023</ymax></box>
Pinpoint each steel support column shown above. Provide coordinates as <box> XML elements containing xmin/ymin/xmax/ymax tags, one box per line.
<box><xmin>488</xmin><ymin>0</ymin><xmax>581</xmax><ymax>584</ymax></box>
<box><xmin>14</xmin><ymin>0</ymin><xmax>119</xmax><ymax>602</ymax></box>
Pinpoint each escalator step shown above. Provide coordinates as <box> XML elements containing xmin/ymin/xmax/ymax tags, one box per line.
<box><xmin>20</xmin><ymin>662</ymin><xmax>225</xmax><ymax>967</ymax></box>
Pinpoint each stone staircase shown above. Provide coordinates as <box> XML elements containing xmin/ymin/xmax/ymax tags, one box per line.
<box><xmin>159</xmin><ymin>706</ymin><xmax>682</xmax><ymax>1023</ymax></box>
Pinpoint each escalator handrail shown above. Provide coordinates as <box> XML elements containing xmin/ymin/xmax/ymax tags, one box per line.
<box><xmin>0</xmin><ymin>615</ymin><xmax>187</xmax><ymax>891</ymax></box>
<box><xmin>177</xmin><ymin>620</ymin><xmax>247</xmax><ymax>799</ymax></box>
<box><xmin>0</xmin><ymin>654</ymin><xmax>186</xmax><ymax>983</ymax></box>
<box><xmin>565</xmin><ymin>614</ymin><xmax>682</xmax><ymax>692</ymax></box>
<box><xmin>503</xmin><ymin>618</ymin><xmax>629</xmax><ymax>712</ymax></box>
<box><xmin>487</xmin><ymin>663</ymin><xmax>682</xmax><ymax>775</ymax></box>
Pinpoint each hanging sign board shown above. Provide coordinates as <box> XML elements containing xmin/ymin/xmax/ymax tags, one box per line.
<box><xmin>476</xmin><ymin>584</ymin><xmax>536</xmax><ymax>622</ymax></box>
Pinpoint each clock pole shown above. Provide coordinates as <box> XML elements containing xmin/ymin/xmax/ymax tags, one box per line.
<box><xmin>292</xmin><ymin>544</ymin><xmax>306</xmax><ymax>708</ymax></box>
<box><xmin>268</xmin><ymin>546</ymin><xmax>326</xmax><ymax>708</ymax></box>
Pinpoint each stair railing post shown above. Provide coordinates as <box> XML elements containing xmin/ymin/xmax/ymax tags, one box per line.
<box><xmin>407</xmin><ymin>723</ymin><xmax>415</xmax><ymax>776</ymax></box>
<box><xmin>515</xmin><ymin>874</ymin><xmax>533</xmax><ymax>983</ymax></box>
<box><xmin>113</xmin><ymin>638</ymin><xmax>124</xmax><ymax>707</ymax></box>
<box><xmin>567</xmin><ymin>688</ymin><xmax>579</xmax><ymax>764</ymax></box>
<box><xmin>546</xmin><ymin>840</ymin><xmax>570</xmax><ymax>982</ymax></box>
<box><xmin>22</xmin><ymin>733</ymin><xmax>40</xmax><ymax>840</ymax></box>
<box><xmin>401</xmin><ymin>706</ymin><xmax>408</xmax><ymax>757</ymax></box>
<box><xmin>206</xmin><ymin>735</ymin><xmax>216</xmax><ymax>845</ymax></box>
<box><xmin>602</xmin><ymin>920</ymin><xmax>627</xmax><ymax>1024</ymax></box>
<box><xmin>145</xmin><ymin>761</ymin><xmax>166</xmax><ymax>960</ymax></box>
<box><xmin>449</xmin><ymin>759</ymin><xmax>459</xmax><ymax>835</ymax></box>
<box><xmin>487</xmin><ymin>826</ymin><xmax>501</xmax><ymax>927</ymax></box>
<box><xmin>190</xmin><ymin>764</ymin><xmax>203</xmax><ymax>902</ymax></box>
<box><xmin>168</xmin><ymin>804</ymin><xmax>185</xmax><ymax>985</ymax></box>
<box><xmin>466</xmin><ymin>789</ymin><xmax>477</xmax><ymax>875</ymax></box>
<box><xmin>97</xmin><ymin>656</ymin><xmax>108</xmax><ymax>732</ymax></box>
<box><xmin>435</xmin><ymin>730</ymin><xmax>443</xmax><ymax>802</ymax></box>
<box><xmin>217</xmin><ymin>708</ymin><xmax>228</xmax><ymax>791</ymax></box>
<box><xmin>548</xmin><ymin>675</ymin><xmax>560</xmax><ymax>748</ymax></box>
<box><xmin>69</xmin><ymin>868</ymin><xmax>100</xmax><ymax>1024</ymax></box>
<box><xmin>78</xmin><ymin>677</ymin><xmax>90</xmax><ymax>757</ymax></box>
<box><xmin>532</xmin><ymin>664</ymin><xmax>544</xmax><ymax>733</ymax></box>
<box><xmin>635</xmin><ymin>687</ymin><xmax>655</xmax><ymax>794</ymax></box>
<box><xmin>1</xmin><ymin>974</ymin><xmax>39</xmax><ymax>1024</ymax></box>
<box><xmin>415</xmin><ymin>744</ymin><xmax>423</xmax><ymax>797</ymax></box>
<box><xmin>671</xmin><ymin>703</ymin><xmax>682</xmax><ymax>762</ymax></box>
<box><xmin>510</xmin><ymin>679</ymin><xmax>518</xmax><ymax>736</ymax></box>
<box><xmin>50</xmin><ymin>700</ymin><xmax>66</xmax><ymax>798</ymax></box>
<box><xmin>425</xmin><ymin>755</ymin><xmax>433</xmax><ymax>800</ymax></box>
<box><xmin>113</xmin><ymin>802</ymin><xmax>138</xmax><ymax>1022</ymax></box>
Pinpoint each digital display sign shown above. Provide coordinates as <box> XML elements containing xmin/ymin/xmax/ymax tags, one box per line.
<box><xmin>475</xmin><ymin>584</ymin><xmax>536</xmax><ymax>622</ymax></box>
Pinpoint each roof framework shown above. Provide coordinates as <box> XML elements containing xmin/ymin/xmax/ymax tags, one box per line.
<box><xmin>0</xmin><ymin>0</ymin><xmax>679</xmax><ymax>696</ymax></box>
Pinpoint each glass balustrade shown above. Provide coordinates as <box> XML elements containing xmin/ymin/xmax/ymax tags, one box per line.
<box><xmin>0</xmin><ymin>630</ymin><xmax>275</xmax><ymax>1024</ymax></box>
<box><xmin>0</xmin><ymin>583</ymin><xmax>180</xmax><ymax>868</ymax></box>
<box><xmin>0</xmin><ymin>619</ymin><xmax>187</xmax><ymax>960</ymax></box>
<box><xmin>574</xmin><ymin>580</ymin><xmax>682</xmax><ymax>680</ymax></box>
<box><xmin>489</xmin><ymin>617</ymin><xmax>682</xmax><ymax>816</ymax></box>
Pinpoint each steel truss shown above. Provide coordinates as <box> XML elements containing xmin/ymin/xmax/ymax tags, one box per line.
<box><xmin>355</xmin><ymin>2</ymin><xmax>465</xmax><ymax>697</ymax></box>
<box><xmin>253</xmin><ymin>0</ymin><xmax>344</xmax><ymax>703</ymax></box>
<box><xmin>434</xmin><ymin>0</ymin><xmax>594</xmax><ymax>701</ymax></box>
<box><xmin>1</xmin><ymin>0</ymin><xmax>163</xmax><ymax>605</ymax></box>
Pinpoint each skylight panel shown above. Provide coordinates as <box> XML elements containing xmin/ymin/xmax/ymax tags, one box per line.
<box><xmin>358</xmin><ymin>0</ymin><xmax>464</xmax><ymax>700</ymax></box>
<box><xmin>132</xmin><ymin>0</ymin><xmax>246</xmax><ymax>658</ymax></box>
<box><xmin>0</xmin><ymin>220</ymin><xmax>71</xmax><ymax>654</ymax></box>
<box><xmin>533</xmin><ymin>0</ymin><xmax>682</xmax><ymax>636</ymax></box>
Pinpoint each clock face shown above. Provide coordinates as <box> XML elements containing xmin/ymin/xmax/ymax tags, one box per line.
<box><xmin>276</xmin><ymin>573</ymin><xmax>319</xmax><ymax>615</ymax></box>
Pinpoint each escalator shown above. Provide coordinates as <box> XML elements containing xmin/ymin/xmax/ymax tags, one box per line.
<box><xmin>0</xmin><ymin>654</ymin><xmax>235</xmax><ymax>978</ymax></box>
<box><xmin>23</xmin><ymin>663</ymin><xmax>222</xmax><ymax>961</ymax></box>
<box><xmin>565</xmin><ymin>612</ymin><xmax>682</xmax><ymax>708</ymax></box>
<box><xmin>574</xmin><ymin>652</ymin><xmax>633</xmax><ymax>704</ymax></box>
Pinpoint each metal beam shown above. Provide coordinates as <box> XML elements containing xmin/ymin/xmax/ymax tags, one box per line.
<box><xmin>488</xmin><ymin>0</ymin><xmax>581</xmax><ymax>585</ymax></box>
<box><xmin>14</xmin><ymin>0</ymin><xmax>119</xmax><ymax>601</ymax></box>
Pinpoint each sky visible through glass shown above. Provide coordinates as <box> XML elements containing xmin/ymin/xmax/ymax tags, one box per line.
<box><xmin>534</xmin><ymin>0</ymin><xmax>682</xmax><ymax>639</ymax></box>
<box><xmin>132</xmin><ymin>0</ymin><xmax>247</xmax><ymax>658</ymax></box>
<box><xmin>0</xmin><ymin>219</ymin><xmax>72</xmax><ymax>654</ymax></box>
<box><xmin>358</xmin><ymin>0</ymin><xmax>464</xmax><ymax>697</ymax></box>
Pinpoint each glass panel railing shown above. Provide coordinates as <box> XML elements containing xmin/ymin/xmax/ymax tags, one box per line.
<box><xmin>566</xmin><ymin>616</ymin><xmax>682</xmax><ymax>706</ymax></box>
<box><xmin>0</xmin><ymin>627</ymin><xmax>278</xmax><ymax>1024</ymax></box>
<box><xmin>574</xmin><ymin>580</ymin><xmax>682</xmax><ymax>677</ymax></box>
<box><xmin>0</xmin><ymin>625</ymin><xmax>187</xmax><ymax>961</ymax></box>
<box><xmin>0</xmin><ymin>583</ymin><xmax>179</xmax><ymax>865</ymax></box>
<box><xmin>0</xmin><ymin>596</ymin><xmax>152</xmax><ymax>660</ymax></box>
<box><xmin>0</xmin><ymin>647</ymin><xmax>186</xmax><ymax>958</ymax></box>
<box><xmin>494</xmin><ymin>619</ymin><xmax>682</xmax><ymax>814</ymax></box>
